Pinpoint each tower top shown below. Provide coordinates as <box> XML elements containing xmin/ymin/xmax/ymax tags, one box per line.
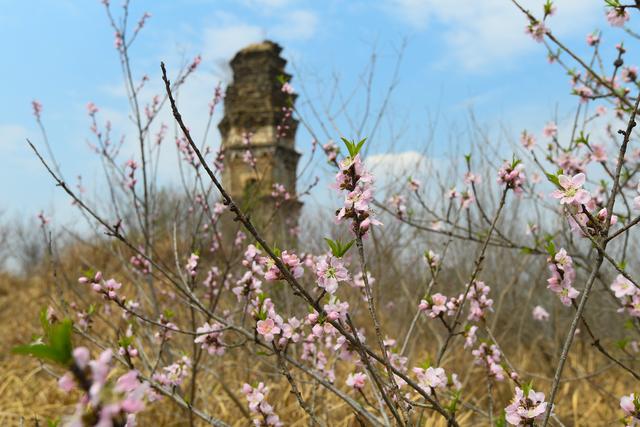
<box><xmin>235</xmin><ymin>40</ymin><xmax>282</xmax><ymax>56</ymax></box>
<box><xmin>218</xmin><ymin>40</ymin><xmax>297</xmax><ymax>144</ymax></box>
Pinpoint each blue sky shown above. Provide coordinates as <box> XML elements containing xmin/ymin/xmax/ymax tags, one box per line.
<box><xmin>0</xmin><ymin>0</ymin><xmax>634</xmax><ymax>224</ymax></box>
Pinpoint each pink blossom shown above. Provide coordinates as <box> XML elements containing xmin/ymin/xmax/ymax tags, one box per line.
<box><xmin>58</xmin><ymin>373</ymin><xmax>75</xmax><ymax>392</ymax></box>
<box><xmin>419</xmin><ymin>293</ymin><xmax>448</xmax><ymax>319</ymax></box>
<box><xmin>543</xmin><ymin>121</ymin><xmax>557</xmax><ymax>138</ymax></box>
<box><xmin>464</xmin><ymin>325</ymin><xmax>478</xmax><ymax>349</ymax></box>
<box><xmin>194</xmin><ymin>322</ymin><xmax>226</xmax><ymax>356</ymax></box>
<box><xmin>153</xmin><ymin>357</ymin><xmax>191</xmax><ymax>387</ymax></box>
<box><xmin>334</xmin><ymin>153</ymin><xmax>381</xmax><ymax>237</ymax></box>
<box><xmin>389</xmin><ymin>194</ymin><xmax>407</xmax><ymax>218</ymax></box>
<box><xmin>184</xmin><ymin>253</ymin><xmax>199</xmax><ymax>278</ymax></box>
<box><xmin>115</xmin><ymin>370</ymin><xmax>140</xmax><ymax>394</ymax></box>
<box><xmin>424</xmin><ymin>250</ymin><xmax>440</xmax><ymax>270</ymax></box>
<box><xmin>31</xmin><ymin>100</ymin><xmax>43</xmax><ymax>119</ymax></box>
<box><xmin>467</xmin><ymin>281</ymin><xmax>493</xmax><ymax>322</ymax></box>
<box><xmin>460</xmin><ymin>190</ymin><xmax>475</xmax><ymax>209</ymax></box>
<box><xmin>620</xmin><ymin>393</ymin><xmax>640</xmax><ymax>422</ymax></box>
<box><xmin>281</xmin><ymin>82</ymin><xmax>294</xmax><ymax>95</ymax></box>
<box><xmin>408</xmin><ymin>177</ymin><xmax>421</xmax><ymax>191</ymax></box>
<box><xmin>242</xmin><ymin>383</ymin><xmax>283</xmax><ymax>426</ymax></box>
<box><xmin>86</xmin><ymin>102</ymin><xmax>99</xmax><ymax>116</ymax></box>
<box><xmin>574</xmin><ymin>86</ymin><xmax>594</xmax><ymax>102</ymax></box>
<box><xmin>590</xmin><ymin>144</ymin><xmax>607</xmax><ymax>162</ymax></box>
<box><xmin>547</xmin><ymin>249</ymin><xmax>579</xmax><ymax>306</ymax></box>
<box><xmin>256</xmin><ymin>318</ymin><xmax>281</xmax><ymax>342</ymax></box>
<box><xmin>621</xmin><ymin>66</ymin><xmax>638</xmax><ymax>83</ymax></box>
<box><xmin>586</xmin><ymin>32</ymin><xmax>600</xmax><ymax>46</ymax></box>
<box><xmin>472</xmin><ymin>343</ymin><xmax>505</xmax><ymax>381</ymax></box>
<box><xmin>505</xmin><ymin>386</ymin><xmax>548</xmax><ymax>425</ymax></box>
<box><xmin>413</xmin><ymin>366</ymin><xmax>447</xmax><ymax>395</ymax></box>
<box><xmin>497</xmin><ymin>162</ymin><xmax>526</xmax><ymax>194</ymax></box>
<box><xmin>73</xmin><ymin>346</ymin><xmax>91</xmax><ymax>369</ymax></box>
<box><xmin>315</xmin><ymin>255</ymin><xmax>350</xmax><ymax>294</ymax></box>
<box><xmin>114</xmin><ymin>31</ymin><xmax>123</xmax><ymax>49</ymax></box>
<box><xmin>37</xmin><ymin>211</ymin><xmax>50</xmax><ymax>227</ymax></box>
<box><xmin>525</xmin><ymin>21</ymin><xmax>548</xmax><ymax>43</ymax></box>
<box><xmin>463</xmin><ymin>171</ymin><xmax>481</xmax><ymax>185</ymax></box>
<box><xmin>532</xmin><ymin>305</ymin><xmax>550</xmax><ymax>321</ymax></box>
<box><xmin>520</xmin><ymin>130</ymin><xmax>536</xmax><ymax>150</ymax></box>
<box><xmin>607</xmin><ymin>8</ymin><xmax>630</xmax><ymax>27</ymax></box>
<box><xmin>551</xmin><ymin>173</ymin><xmax>590</xmax><ymax>205</ymax></box>
<box><xmin>612</xmin><ymin>274</ymin><xmax>636</xmax><ymax>299</ymax></box>
<box><xmin>264</xmin><ymin>251</ymin><xmax>304</xmax><ymax>281</ymax></box>
<box><xmin>324</xmin><ymin>297</ymin><xmax>349</xmax><ymax>321</ymax></box>
<box><xmin>346</xmin><ymin>372</ymin><xmax>367</xmax><ymax>390</ymax></box>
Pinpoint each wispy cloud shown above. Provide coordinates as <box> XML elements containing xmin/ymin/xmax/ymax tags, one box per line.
<box><xmin>271</xmin><ymin>10</ymin><xmax>318</xmax><ymax>40</ymax></box>
<box><xmin>385</xmin><ymin>0</ymin><xmax>602</xmax><ymax>71</ymax></box>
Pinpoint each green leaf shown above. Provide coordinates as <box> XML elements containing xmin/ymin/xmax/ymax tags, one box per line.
<box><xmin>340</xmin><ymin>137</ymin><xmax>367</xmax><ymax>158</ymax></box>
<box><xmin>545</xmin><ymin>240</ymin><xmax>556</xmax><ymax>258</ymax></box>
<box><xmin>12</xmin><ymin>319</ymin><xmax>73</xmax><ymax>365</ymax></box>
<box><xmin>624</xmin><ymin>319</ymin><xmax>635</xmax><ymax>330</ymax></box>
<box><xmin>48</xmin><ymin>319</ymin><xmax>73</xmax><ymax>364</ymax></box>
<box><xmin>420</xmin><ymin>356</ymin><xmax>431</xmax><ymax>369</ymax></box>
<box><xmin>546</xmin><ymin>172</ymin><xmax>560</xmax><ymax>188</ymax></box>
<box><xmin>324</xmin><ymin>238</ymin><xmax>338</xmax><ymax>254</ymax></box>
<box><xmin>616</xmin><ymin>338</ymin><xmax>629</xmax><ymax>350</ymax></box>
<box><xmin>324</xmin><ymin>238</ymin><xmax>355</xmax><ymax>258</ymax></box>
<box><xmin>339</xmin><ymin>240</ymin><xmax>355</xmax><ymax>257</ymax></box>
<box><xmin>447</xmin><ymin>390</ymin><xmax>460</xmax><ymax>413</ymax></box>
<box><xmin>39</xmin><ymin>308</ymin><xmax>51</xmax><ymax>334</ymax></box>
<box><xmin>575</xmin><ymin>131</ymin><xmax>590</xmax><ymax>146</ymax></box>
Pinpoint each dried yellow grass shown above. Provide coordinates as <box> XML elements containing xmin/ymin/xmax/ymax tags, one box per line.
<box><xmin>0</xmin><ymin>270</ymin><xmax>633</xmax><ymax>426</ymax></box>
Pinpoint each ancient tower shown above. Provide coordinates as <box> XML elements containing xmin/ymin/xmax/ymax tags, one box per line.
<box><xmin>218</xmin><ymin>41</ymin><xmax>301</xmax><ymax>247</ymax></box>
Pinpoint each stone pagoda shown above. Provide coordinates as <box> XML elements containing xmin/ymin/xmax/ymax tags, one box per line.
<box><xmin>218</xmin><ymin>41</ymin><xmax>301</xmax><ymax>247</ymax></box>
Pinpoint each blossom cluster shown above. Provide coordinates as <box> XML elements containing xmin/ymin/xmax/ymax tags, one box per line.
<box><xmin>611</xmin><ymin>275</ymin><xmax>640</xmax><ymax>318</ymax></box>
<box><xmin>334</xmin><ymin>153</ymin><xmax>382</xmax><ymax>237</ymax></box>
<box><xmin>263</xmin><ymin>250</ymin><xmax>304</xmax><ymax>281</ymax></box>
<box><xmin>497</xmin><ymin>161</ymin><xmax>526</xmax><ymax>194</ymax></box>
<box><xmin>153</xmin><ymin>356</ymin><xmax>191</xmax><ymax>387</ymax></box>
<box><xmin>242</xmin><ymin>382</ymin><xmax>283</xmax><ymax>426</ymax></box>
<box><xmin>546</xmin><ymin>248</ymin><xmax>579</xmax><ymax>306</ymax></box>
<box><xmin>58</xmin><ymin>347</ymin><xmax>153</xmax><ymax>426</ymax></box>
<box><xmin>195</xmin><ymin>321</ymin><xmax>226</xmax><ymax>356</ymax></box>
<box><xmin>620</xmin><ymin>393</ymin><xmax>640</xmax><ymax>426</ymax></box>
<box><xmin>471</xmin><ymin>342</ymin><xmax>506</xmax><ymax>381</ymax></box>
<box><xmin>505</xmin><ymin>386</ymin><xmax>549</xmax><ymax>426</ymax></box>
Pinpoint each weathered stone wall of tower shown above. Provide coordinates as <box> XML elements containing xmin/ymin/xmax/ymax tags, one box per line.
<box><xmin>218</xmin><ymin>41</ymin><xmax>301</xmax><ymax>248</ymax></box>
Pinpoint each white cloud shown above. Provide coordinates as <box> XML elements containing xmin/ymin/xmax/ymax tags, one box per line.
<box><xmin>202</xmin><ymin>24</ymin><xmax>266</xmax><ymax>63</ymax></box>
<box><xmin>385</xmin><ymin>0</ymin><xmax>602</xmax><ymax>71</ymax></box>
<box><xmin>241</xmin><ymin>0</ymin><xmax>298</xmax><ymax>8</ymax></box>
<box><xmin>367</xmin><ymin>151</ymin><xmax>435</xmax><ymax>193</ymax></box>
<box><xmin>0</xmin><ymin>124</ymin><xmax>28</xmax><ymax>156</ymax></box>
<box><xmin>271</xmin><ymin>10</ymin><xmax>318</xmax><ymax>41</ymax></box>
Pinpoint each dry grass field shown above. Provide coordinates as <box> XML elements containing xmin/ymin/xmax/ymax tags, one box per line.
<box><xmin>0</xmin><ymin>266</ymin><xmax>633</xmax><ymax>427</ymax></box>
